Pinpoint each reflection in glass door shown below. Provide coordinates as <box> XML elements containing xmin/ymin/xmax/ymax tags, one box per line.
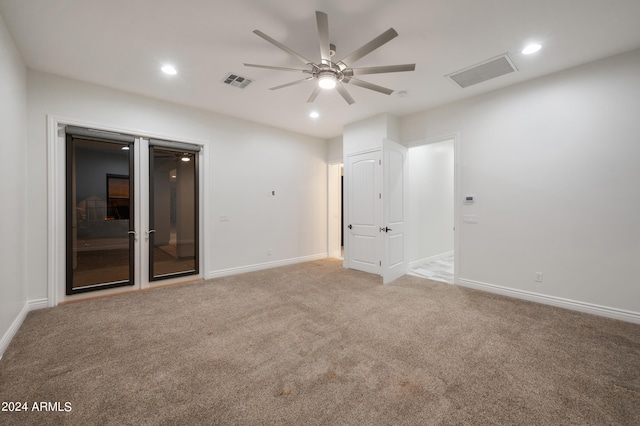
<box><xmin>149</xmin><ymin>145</ymin><xmax>198</xmax><ymax>280</ymax></box>
<box><xmin>66</xmin><ymin>129</ymin><xmax>135</xmax><ymax>294</ymax></box>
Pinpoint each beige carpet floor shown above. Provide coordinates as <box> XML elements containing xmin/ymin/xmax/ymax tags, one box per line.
<box><xmin>1</xmin><ymin>259</ymin><xmax>639</xmax><ymax>425</ymax></box>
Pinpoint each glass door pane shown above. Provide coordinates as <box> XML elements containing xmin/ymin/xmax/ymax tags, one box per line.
<box><xmin>149</xmin><ymin>147</ymin><xmax>198</xmax><ymax>280</ymax></box>
<box><xmin>66</xmin><ymin>136</ymin><xmax>134</xmax><ymax>294</ymax></box>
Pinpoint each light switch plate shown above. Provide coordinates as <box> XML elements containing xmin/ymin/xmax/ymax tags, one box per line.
<box><xmin>463</xmin><ymin>215</ymin><xmax>478</xmax><ymax>224</ymax></box>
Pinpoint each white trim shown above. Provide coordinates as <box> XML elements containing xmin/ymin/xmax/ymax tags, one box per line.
<box><xmin>207</xmin><ymin>253</ymin><xmax>327</xmax><ymax>279</ymax></box>
<box><xmin>0</xmin><ymin>299</ymin><xmax>49</xmax><ymax>358</ymax></box>
<box><xmin>457</xmin><ymin>278</ymin><xmax>640</xmax><ymax>324</ymax></box>
<box><xmin>409</xmin><ymin>251</ymin><xmax>454</xmax><ymax>269</ymax></box>
<box><xmin>47</xmin><ymin>115</ymin><xmax>208</xmax><ymax>147</ymax></box>
<box><xmin>0</xmin><ymin>304</ymin><xmax>28</xmax><ymax>357</ymax></box>
<box><xmin>27</xmin><ymin>298</ymin><xmax>49</xmax><ymax>311</ymax></box>
<box><xmin>47</xmin><ymin>116</ymin><xmax>62</xmax><ymax>307</ymax></box>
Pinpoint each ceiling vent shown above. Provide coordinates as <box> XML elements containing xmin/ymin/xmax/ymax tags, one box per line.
<box><xmin>222</xmin><ymin>73</ymin><xmax>253</xmax><ymax>89</ymax></box>
<box><xmin>446</xmin><ymin>54</ymin><xmax>518</xmax><ymax>88</ymax></box>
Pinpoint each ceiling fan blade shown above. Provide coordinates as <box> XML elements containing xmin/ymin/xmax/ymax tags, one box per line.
<box><xmin>269</xmin><ymin>77</ymin><xmax>314</xmax><ymax>91</ymax></box>
<box><xmin>244</xmin><ymin>63</ymin><xmax>312</xmax><ymax>73</ymax></box>
<box><xmin>336</xmin><ymin>83</ymin><xmax>355</xmax><ymax>105</ymax></box>
<box><xmin>253</xmin><ymin>30</ymin><xmax>314</xmax><ymax>65</ymax></box>
<box><xmin>316</xmin><ymin>11</ymin><xmax>331</xmax><ymax>65</ymax></box>
<box><xmin>346</xmin><ymin>77</ymin><xmax>394</xmax><ymax>95</ymax></box>
<box><xmin>339</xmin><ymin>28</ymin><xmax>398</xmax><ymax>65</ymax></box>
<box><xmin>307</xmin><ymin>85</ymin><xmax>321</xmax><ymax>103</ymax></box>
<box><xmin>347</xmin><ymin>64</ymin><xmax>416</xmax><ymax>76</ymax></box>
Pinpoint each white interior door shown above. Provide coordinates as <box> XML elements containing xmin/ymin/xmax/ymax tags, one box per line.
<box><xmin>382</xmin><ymin>139</ymin><xmax>408</xmax><ymax>284</ymax></box>
<box><xmin>347</xmin><ymin>150</ymin><xmax>382</xmax><ymax>275</ymax></box>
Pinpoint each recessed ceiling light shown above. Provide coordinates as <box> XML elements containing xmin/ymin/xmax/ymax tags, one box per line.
<box><xmin>121</xmin><ymin>146</ymin><xmax>130</xmax><ymax>150</ymax></box>
<box><xmin>309</xmin><ymin>111</ymin><xmax>320</xmax><ymax>119</ymax></box>
<box><xmin>161</xmin><ymin>64</ymin><xmax>177</xmax><ymax>75</ymax></box>
<box><xmin>522</xmin><ymin>43</ymin><xmax>542</xmax><ymax>55</ymax></box>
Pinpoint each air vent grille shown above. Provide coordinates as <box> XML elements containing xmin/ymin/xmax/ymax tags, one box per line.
<box><xmin>446</xmin><ymin>54</ymin><xmax>518</xmax><ymax>88</ymax></box>
<box><xmin>222</xmin><ymin>73</ymin><xmax>253</xmax><ymax>89</ymax></box>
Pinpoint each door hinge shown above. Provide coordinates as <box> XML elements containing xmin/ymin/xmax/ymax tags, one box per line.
<box><xmin>379</xmin><ymin>159</ymin><xmax>381</xmax><ymax>165</ymax></box>
<box><xmin>379</xmin><ymin>193</ymin><xmax>381</xmax><ymax>199</ymax></box>
<box><xmin>379</xmin><ymin>261</ymin><xmax>382</xmax><ymax>266</ymax></box>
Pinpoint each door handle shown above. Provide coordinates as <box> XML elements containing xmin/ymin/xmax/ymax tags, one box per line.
<box><xmin>348</xmin><ymin>224</ymin><xmax>352</xmax><ymax>229</ymax></box>
<box><xmin>128</xmin><ymin>230</ymin><xmax>138</xmax><ymax>241</ymax></box>
<box><xmin>145</xmin><ymin>229</ymin><xmax>156</xmax><ymax>240</ymax></box>
<box><xmin>380</xmin><ymin>227</ymin><xmax>392</xmax><ymax>233</ymax></box>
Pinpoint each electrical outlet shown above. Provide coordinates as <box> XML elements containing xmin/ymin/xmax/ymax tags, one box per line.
<box><xmin>535</xmin><ymin>272</ymin><xmax>543</xmax><ymax>282</ymax></box>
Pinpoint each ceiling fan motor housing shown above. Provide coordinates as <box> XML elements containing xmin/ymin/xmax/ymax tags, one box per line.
<box><xmin>315</xmin><ymin>64</ymin><xmax>344</xmax><ymax>82</ymax></box>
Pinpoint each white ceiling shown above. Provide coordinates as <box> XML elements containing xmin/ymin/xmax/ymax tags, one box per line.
<box><xmin>2</xmin><ymin>0</ymin><xmax>640</xmax><ymax>139</ymax></box>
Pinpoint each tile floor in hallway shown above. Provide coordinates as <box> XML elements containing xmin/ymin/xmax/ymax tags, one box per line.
<box><xmin>408</xmin><ymin>253</ymin><xmax>454</xmax><ymax>284</ymax></box>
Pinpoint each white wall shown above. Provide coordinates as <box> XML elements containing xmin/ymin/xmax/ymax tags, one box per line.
<box><xmin>0</xmin><ymin>13</ymin><xmax>27</xmax><ymax>355</ymax></box>
<box><xmin>343</xmin><ymin>113</ymin><xmax>399</xmax><ymax>156</ymax></box>
<box><xmin>407</xmin><ymin>140</ymin><xmax>454</xmax><ymax>264</ymax></box>
<box><xmin>401</xmin><ymin>48</ymin><xmax>640</xmax><ymax>319</ymax></box>
<box><xmin>327</xmin><ymin>135</ymin><xmax>343</xmax><ymax>164</ymax></box>
<box><xmin>26</xmin><ymin>71</ymin><xmax>328</xmax><ymax>301</ymax></box>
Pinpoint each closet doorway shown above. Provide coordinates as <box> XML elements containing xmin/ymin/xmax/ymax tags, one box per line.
<box><xmin>407</xmin><ymin>139</ymin><xmax>455</xmax><ymax>283</ymax></box>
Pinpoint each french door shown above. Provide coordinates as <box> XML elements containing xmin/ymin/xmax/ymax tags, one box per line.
<box><xmin>66</xmin><ymin>127</ymin><xmax>200</xmax><ymax>295</ymax></box>
<box><xmin>148</xmin><ymin>143</ymin><xmax>199</xmax><ymax>281</ymax></box>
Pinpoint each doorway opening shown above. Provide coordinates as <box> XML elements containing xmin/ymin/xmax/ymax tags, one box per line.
<box><xmin>328</xmin><ymin>162</ymin><xmax>343</xmax><ymax>260</ymax></box>
<box><xmin>406</xmin><ymin>139</ymin><xmax>455</xmax><ymax>284</ymax></box>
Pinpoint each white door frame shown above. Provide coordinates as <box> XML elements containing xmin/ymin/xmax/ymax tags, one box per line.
<box><xmin>46</xmin><ymin>115</ymin><xmax>207</xmax><ymax>306</ymax></box>
<box><xmin>327</xmin><ymin>162</ymin><xmax>343</xmax><ymax>260</ymax></box>
<box><xmin>405</xmin><ymin>133</ymin><xmax>460</xmax><ymax>284</ymax></box>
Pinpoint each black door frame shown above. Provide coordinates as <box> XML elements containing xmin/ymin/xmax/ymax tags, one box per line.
<box><xmin>148</xmin><ymin>144</ymin><xmax>200</xmax><ymax>281</ymax></box>
<box><xmin>65</xmin><ymin>127</ymin><xmax>136</xmax><ymax>295</ymax></box>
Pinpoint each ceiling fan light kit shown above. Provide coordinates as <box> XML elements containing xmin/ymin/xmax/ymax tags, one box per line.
<box><xmin>244</xmin><ymin>11</ymin><xmax>416</xmax><ymax>105</ymax></box>
<box><xmin>318</xmin><ymin>72</ymin><xmax>338</xmax><ymax>89</ymax></box>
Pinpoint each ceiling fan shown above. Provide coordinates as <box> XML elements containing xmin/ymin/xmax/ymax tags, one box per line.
<box><xmin>244</xmin><ymin>11</ymin><xmax>416</xmax><ymax>105</ymax></box>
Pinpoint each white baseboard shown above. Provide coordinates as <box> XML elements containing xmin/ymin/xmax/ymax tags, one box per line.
<box><xmin>409</xmin><ymin>251</ymin><xmax>454</xmax><ymax>269</ymax></box>
<box><xmin>207</xmin><ymin>253</ymin><xmax>328</xmax><ymax>279</ymax></box>
<box><xmin>27</xmin><ymin>298</ymin><xmax>49</xmax><ymax>311</ymax></box>
<box><xmin>457</xmin><ymin>278</ymin><xmax>640</xmax><ymax>324</ymax></box>
<box><xmin>0</xmin><ymin>298</ymin><xmax>48</xmax><ymax>358</ymax></box>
